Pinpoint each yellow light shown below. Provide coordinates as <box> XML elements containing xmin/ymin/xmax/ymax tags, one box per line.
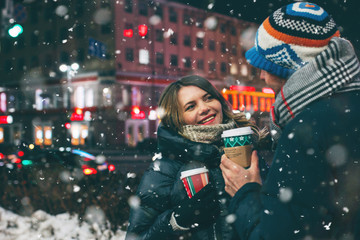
<box><xmin>29</xmin><ymin>144</ymin><xmax>35</xmax><ymax>150</ymax></box>
<box><xmin>75</xmin><ymin>108</ymin><xmax>83</xmax><ymax>115</ymax></box>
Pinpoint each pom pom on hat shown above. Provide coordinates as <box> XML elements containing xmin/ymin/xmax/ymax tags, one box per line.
<box><xmin>245</xmin><ymin>2</ymin><xmax>340</xmax><ymax>79</ymax></box>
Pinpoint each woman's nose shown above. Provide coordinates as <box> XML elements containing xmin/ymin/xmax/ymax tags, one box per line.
<box><xmin>199</xmin><ymin>102</ymin><xmax>210</xmax><ymax>114</ymax></box>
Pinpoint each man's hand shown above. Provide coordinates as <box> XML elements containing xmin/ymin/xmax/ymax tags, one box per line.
<box><xmin>220</xmin><ymin>151</ymin><xmax>262</xmax><ymax>197</ymax></box>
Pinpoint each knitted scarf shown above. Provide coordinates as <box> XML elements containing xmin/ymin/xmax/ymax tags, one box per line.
<box><xmin>180</xmin><ymin>120</ymin><xmax>236</xmax><ymax>144</ymax></box>
<box><xmin>270</xmin><ymin>37</ymin><xmax>360</xmax><ymax>143</ymax></box>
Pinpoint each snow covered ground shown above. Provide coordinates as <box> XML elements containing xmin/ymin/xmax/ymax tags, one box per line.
<box><xmin>0</xmin><ymin>207</ymin><xmax>126</xmax><ymax>240</ymax></box>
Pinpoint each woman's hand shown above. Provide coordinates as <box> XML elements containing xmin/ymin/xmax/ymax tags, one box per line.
<box><xmin>220</xmin><ymin>151</ymin><xmax>262</xmax><ymax>197</ymax></box>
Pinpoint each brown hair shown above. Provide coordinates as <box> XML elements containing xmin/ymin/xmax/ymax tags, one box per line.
<box><xmin>158</xmin><ymin>75</ymin><xmax>264</xmax><ymax>138</ymax></box>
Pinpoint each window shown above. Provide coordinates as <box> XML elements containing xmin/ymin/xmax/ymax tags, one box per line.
<box><xmin>29</xmin><ymin>5</ymin><xmax>38</xmax><ymax>23</ymax></box>
<box><xmin>139</xmin><ymin>49</ymin><xmax>149</xmax><ymax>64</ymax></box>
<box><xmin>230</xmin><ymin>26</ymin><xmax>236</xmax><ymax>36</ymax></box>
<box><xmin>44</xmin><ymin>2</ymin><xmax>55</xmax><ymax>20</ymax></box>
<box><xmin>60</xmin><ymin>51</ymin><xmax>69</xmax><ymax>64</ymax></box>
<box><xmin>125</xmin><ymin>23</ymin><xmax>133</xmax><ymax>30</ymax></box>
<box><xmin>196</xmin><ymin>38</ymin><xmax>204</xmax><ymax>49</ymax></box>
<box><xmin>75</xmin><ymin>25</ymin><xmax>85</xmax><ymax>38</ymax></box>
<box><xmin>197</xmin><ymin>59</ymin><xmax>204</xmax><ymax>70</ymax></box>
<box><xmin>170</xmin><ymin>33</ymin><xmax>177</xmax><ymax>45</ymax></box>
<box><xmin>139</xmin><ymin>1</ymin><xmax>148</xmax><ymax>16</ymax></box>
<box><xmin>17</xmin><ymin>58</ymin><xmax>25</xmax><ymax>70</ymax></box>
<box><xmin>44</xmin><ymin>54</ymin><xmax>52</xmax><ymax>68</ymax></box>
<box><xmin>101</xmin><ymin>24</ymin><xmax>111</xmax><ymax>34</ymax></box>
<box><xmin>208</xmin><ymin>40</ymin><xmax>215</xmax><ymax>51</ymax></box>
<box><xmin>75</xmin><ymin>1</ymin><xmax>84</xmax><ymax>16</ymax></box>
<box><xmin>184</xmin><ymin>57</ymin><xmax>191</xmax><ymax>68</ymax></box>
<box><xmin>31</xmin><ymin>33</ymin><xmax>39</xmax><ymax>46</ymax></box>
<box><xmin>60</xmin><ymin>27</ymin><xmax>69</xmax><ymax>41</ymax></box>
<box><xmin>17</xmin><ymin>37</ymin><xmax>25</xmax><ymax>49</ymax></box>
<box><xmin>30</xmin><ymin>56</ymin><xmax>40</xmax><ymax>68</ymax></box>
<box><xmin>169</xmin><ymin>7</ymin><xmax>177</xmax><ymax>22</ymax></box>
<box><xmin>156</xmin><ymin>52</ymin><xmax>164</xmax><ymax>65</ymax></box>
<box><xmin>154</xmin><ymin>5</ymin><xmax>163</xmax><ymax>18</ymax></box>
<box><xmin>1</xmin><ymin>39</ymin><xmax>11</xmax><ymax>54</ymax></box>
<box><xmin>183</xmin><ymin>12</ymin><xmax>192</xmax><ymax>25</ymax></box>
<box><xmin>124</xmin><ymin>0</ymin><xmax>133</xmax><ymax>13</ymax></box>
<box><xmin>195</xmin><ymin>18</ymin><xmax>203</xmax><ymax>28</ymax></box>
<box><xmin>77</xmin><ymin>48</ymin><xmax>85</xmax><ymax>62</ymax></box>
<box><xmin>220</xmin><ymin>23</ymin><xmax>226</xmax><ymax>33</ymax></box>
<box><xmin>183</xmin><ymin>35</ymin><xmax>191</xmax><ymax>47</ymax></box>
<box><xmin>155</xmin><ymin>29</ymin><xmax>163</xmax><ymax>42</ymax></box>
<box><xmin>209</xmin><ymin>61</ymin><xmax>216</xmax><ymax>72</ymax></box>
<box><xmin>221</xmin><ymin>62</ymin><xmax>227</xmax><ymax>74</ymax></box>
<box><xmin>221</xmin><ymin>42</ymin><xmax>227</xmax><ymax>53</ymax></box>
<box><xmin>44</xmin><ymin>30</ymin><xmax>53</xmax><ymax>44</ymax></box>
<box><xmin>170</xmin><ymin>55</ymin><xmax>178</xmax><ymax>66</ymax></box>
<box><xmin>126</xmin><ymin>48</ymin><xmax>134</xmax><ymax>62</ymax></box>
<box><xmin>231</xmin><ymin>44</ymin><xmax>237</xmax><ymax>55</ymax></box>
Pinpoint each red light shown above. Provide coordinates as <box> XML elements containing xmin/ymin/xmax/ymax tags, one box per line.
<box><xmin>83</xmin><ymin>167</ymin><xmax>97</xmax><ymax>175</ymax></box>
<box><xmin>75</xmin><ymin>108</ymin><xmax>83</xmax><ymax>115</ymax></box>
<box><xmin>131</xmin><ymin>106</ymin><xmax>146</xmax><ymax>119</ymax></box>
<box><xmin>230</xmin><ymin>86</ymin><xmax>256</xmax><ymax>92</ymax></box>
<box><xmin>0</xmin><ymin>153</ymin><xmax>4</xmax><ymax>159</ymax></box>
<box><xmin>14</xmin><ymin>158</ymin><xmax>21</xmax><ymax>164</ymax></box>
<box><xmin>124</xmin><ymin>29</ymin><xmax>133</xmax><ymax>38</ymax></box>
<box><xmin>108</xmin><ymin>164</ymin><xmax>115</xmax><ymax>172</ymax></box>
<box><xmin>138</xmin><ymin>24</ymin><xmax>148</xmax><ymax>37</ymax></box>
<box><xmin>65</xmin><ymin>122</ymin><xmax>71</xmax><ymax>129</ymax></box>
<box><xmin>133</xmin><ymin>106</ymin><xmax>140</xmax><ymax>114</ymax></box>
<box><xmin>262</xmin><ymin>88</ymin><xmax>275</xmax><ymax>94</ymax></box>
<box><xmin>0</xmin><ymin>116</ymin><xmax>10</xmax><ymax>124</ymax></box>
<box><xmin>70</xmin><ymin>108</ymin><xmax>84</xmax><ymax>121</ymax></box>
<box><xmin>17</xmin><ymin>151</ymin><xmax>24</xmax><ymax>157</ymax></box>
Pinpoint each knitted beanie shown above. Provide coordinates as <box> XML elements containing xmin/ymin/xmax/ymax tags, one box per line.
<box><xmin>245</xmin><ymin>2</ymin><xmax>340</xmax><ymax>79</ymax></box>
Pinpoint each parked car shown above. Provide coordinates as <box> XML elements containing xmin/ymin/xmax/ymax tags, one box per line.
<box><xmin>0</xmin><ymin>144</ymin><xmax>115</xmax><ymax>176</ymax></box>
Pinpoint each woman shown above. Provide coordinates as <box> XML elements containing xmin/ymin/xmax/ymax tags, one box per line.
<box><xmin>125</xmin><ymin>75</ymin><xmax>266</xmax><ymax>240</ymax></box>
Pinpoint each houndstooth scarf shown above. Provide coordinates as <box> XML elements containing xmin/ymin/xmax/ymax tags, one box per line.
<box><xmin>180</xmin><ymin>120</ymin><xmax>236</xmax><ymax>144</ymax></box>
<box><xmin>270</xmin><ymin>37</ymin><xmax>360</xmax><ymax>143</ymax></box>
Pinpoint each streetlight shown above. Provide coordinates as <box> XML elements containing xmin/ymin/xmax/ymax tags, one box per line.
<box><xmin>59</xmin><ymin>63</ymin><xmax>79</xmax><ymax>110</ymax></box>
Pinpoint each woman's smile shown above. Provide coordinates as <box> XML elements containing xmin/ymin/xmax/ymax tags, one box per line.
<box><xmin>178</xmin><ymin>86</ymin><xmax>223</xmax><ymax>126</ymax></box>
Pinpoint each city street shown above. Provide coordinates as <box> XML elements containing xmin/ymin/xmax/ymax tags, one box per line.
<box><xmin>1</xmin><ymin>0</ymin><xmax>359</xmax><ymax>239</ymax></box>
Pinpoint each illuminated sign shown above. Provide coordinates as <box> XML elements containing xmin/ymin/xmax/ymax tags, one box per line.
<box><xmin>262</xmin><ymin>88</ymin><xmax>275</xmax><ymax>94</ymax></box>
<box><xmin>70</xmin><ymin>108</ymin><xmax>84</xmax><ymax>121</ymax></box>
<box><xmin>138</xmin><ymin>24</ymin><xmax>148</xmax><ymax>37</ymax></box>
<box><xmin>124</xmin><ymin>29</ymin><xmax>133</xmax><ymax>37</ymax></box>
<box><xmin>0</xmin><ymin>115</ymin><xmax>13</xmax><ymax>124</ymax></box>
<box><xmin>222</xmin><ymin>90</ymin><xmax>275</xmax><ymax>112</ymax></box>
<box><xmin>230</xmin><ymin>85</ymin><xmax>256</xmax><ymax>92</ymax></box>
<box><xmin>131</xmin><ymin>106</ymin><xmax>146</xmax><ymax>119</ymax></box>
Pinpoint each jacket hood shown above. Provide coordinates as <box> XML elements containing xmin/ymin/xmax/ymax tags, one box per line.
<box><xmin>157</xmin><ymin>123</ymin><xmax>222</xmax><ymax>167</ymax></box>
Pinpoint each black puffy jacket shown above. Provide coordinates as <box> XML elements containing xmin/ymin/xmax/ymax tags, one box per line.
<box><xmin>125</xmin><ymin>124</ymin><xmax>238</xmax><ymax>240</ymax></box>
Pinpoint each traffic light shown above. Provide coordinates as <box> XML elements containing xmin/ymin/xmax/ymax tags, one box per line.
<box><xmin>8</xmin><ymin>24</ymin><xmax>23</xmax><ymax>38</ymax></box>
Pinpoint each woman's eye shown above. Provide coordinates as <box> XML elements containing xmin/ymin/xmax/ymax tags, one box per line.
<box><xmin>185</xmin><ymin>105</ymin><xmax>194</xmax><ymax>111</ymax></box>
<box><xmin>205</xmin><ymin>95</ymin><xmax>213</xmax><ymax>101</ymax></box>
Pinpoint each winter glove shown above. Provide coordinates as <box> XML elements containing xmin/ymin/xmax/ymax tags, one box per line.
<box><xmin>172</xmin><ymin>183</ymin><xmax>220</xmax><ymax>229</ymax></box>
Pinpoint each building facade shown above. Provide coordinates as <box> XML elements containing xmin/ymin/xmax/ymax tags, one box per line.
<box><xmin>0</xmin><ymin>0</ymin><xmax>270</xmax><ymax>149</ymax></box>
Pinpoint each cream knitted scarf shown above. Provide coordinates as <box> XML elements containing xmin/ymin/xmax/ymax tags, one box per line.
<box><xmin>179</xmin><ymin>120</ymin><xmax>236</xmax><ymax>144</ymax></box>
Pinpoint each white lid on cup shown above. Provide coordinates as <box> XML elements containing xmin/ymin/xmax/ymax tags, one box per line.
<box><xmin>221</xmin><ymin>126</ymin><xmax>253</xmax><ymax>138</ymax></box>
<box><xmin>180</xmin><ymin>167</ymin><xmax>208</xmax><ymax>179</ymax></box>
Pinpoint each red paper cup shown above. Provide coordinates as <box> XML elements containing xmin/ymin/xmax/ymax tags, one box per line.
<box><xmin>180</xmin><ymin>168</ymin><xmax>209</xmax><ymax>199</ymax></box>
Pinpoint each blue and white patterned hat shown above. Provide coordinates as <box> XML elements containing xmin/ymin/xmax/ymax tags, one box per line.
<box><xmin>245</xmin><ymin>2</ymin><xmax>340</xmax><ymax>79</ymax></box>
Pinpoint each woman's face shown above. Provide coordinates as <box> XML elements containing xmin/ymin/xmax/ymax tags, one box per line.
<box><xmin>177</xmin><ymin>85</ymin><xmax>223</xmax><ymax>126</ymax></box>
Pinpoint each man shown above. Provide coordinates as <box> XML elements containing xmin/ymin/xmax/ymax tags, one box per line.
<box><xmin>220</xmin><ymin>2</ymin><xmax>360</xmax><ymax>239</ymax></box>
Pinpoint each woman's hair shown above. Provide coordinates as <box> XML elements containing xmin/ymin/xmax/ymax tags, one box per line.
<box><xmin>158</xmin><ymin>75</ymin><xmax>264</xmax><ymax>138</ymax></box>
